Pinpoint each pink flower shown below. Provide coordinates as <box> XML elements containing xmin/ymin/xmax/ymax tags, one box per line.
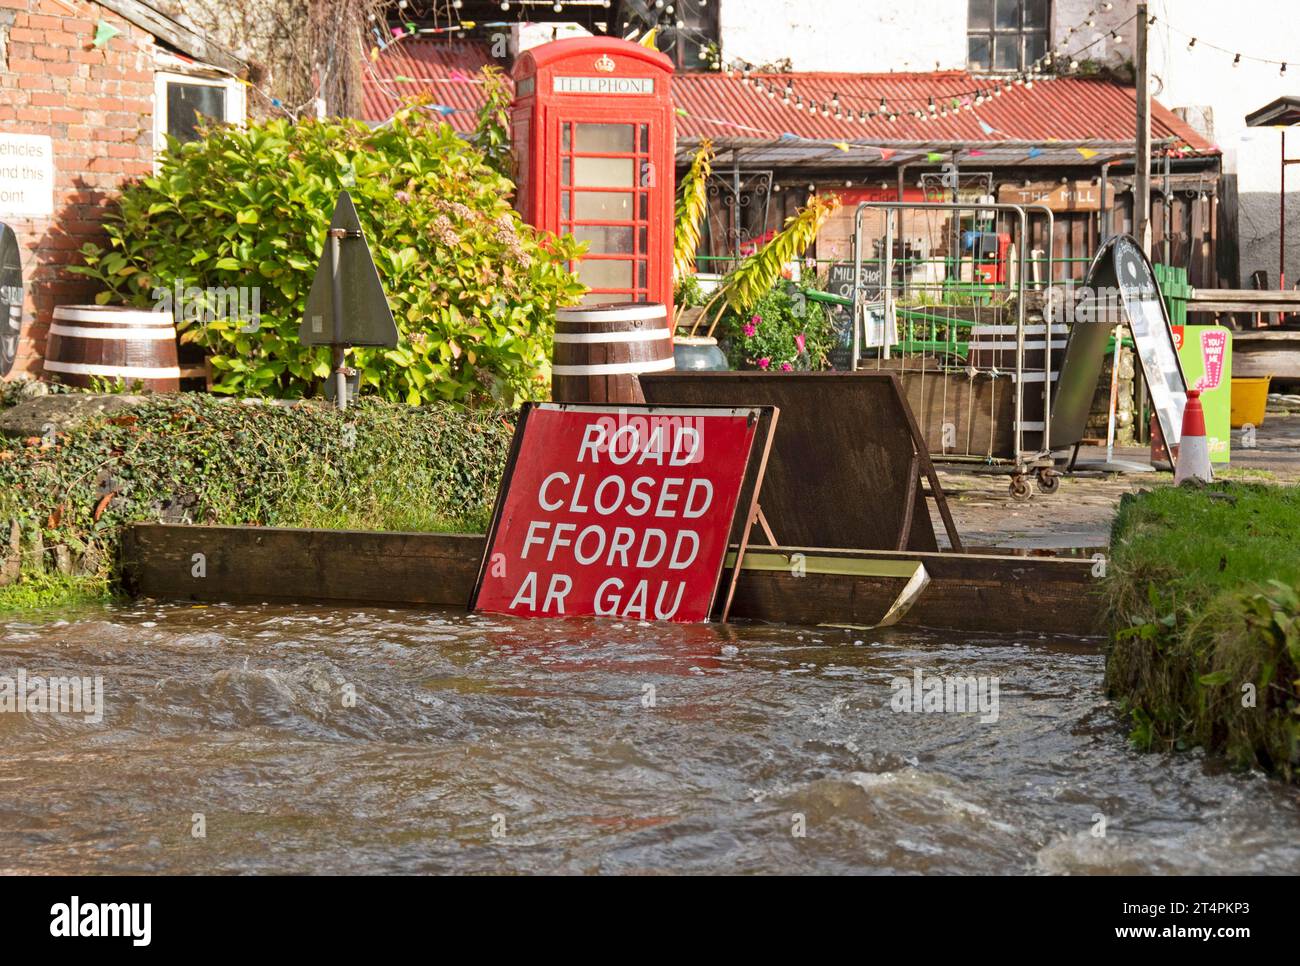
<box><xmin>758</xmin><ymin>357</ymin><xmax>771</xmax><ymax>370</ymax></box>
<box><xmin>794</xmin><ymin>333</ymin><xmax>806</xmax><ymax>353</ymax></box>
<box><xmin>395</xmin><ymin>190</ymin><xmax>411</xmax><ymax>204</ymax></box>
<box><xmin>780</xmin><ymin>362</ymin><xmax>794</xmax><ymax>372</ymax></box>
<box><xmin>743</xmin><ymin>323</ymin><xmax>757</xmax><ymax>337</ymax></box>
<box><xmin>750</xmin><ymin>313</ymin><xmax>762</xmax><ymax>326</ymax></box>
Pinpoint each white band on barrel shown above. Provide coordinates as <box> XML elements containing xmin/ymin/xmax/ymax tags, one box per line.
<box><xmin>48</xmin><ymin>324</ymin><xmax>176</xmax><ymax>341</ymax></box>
<box><xmin>43</xmin><ymin>360</ymin><xmax>181</xmax><ymax>378</ymax></box>
<box><xmin>551</xmin><ymin>356</ymin><xmax>676</xmax><ymax>376</ymax></box>
<box><xmin>555</xmin><ymin>303</ymin><xmax>668</xmax><ymax>323</ymax></box>
<box><xmin>553</xmin><ymin>327</ymin><xmax>672</xmax><ymax>344</ymax></box>
<box><xmin>53</xmin><ymin>306</ymin><xmax>174</xmax><ymax>326</ymax></box>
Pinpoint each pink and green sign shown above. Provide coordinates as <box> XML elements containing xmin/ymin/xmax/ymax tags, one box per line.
<box><xmin>1172</xmin><ymin>325</ymin><xmax>1231</xmax><ymax>463</ymax></box>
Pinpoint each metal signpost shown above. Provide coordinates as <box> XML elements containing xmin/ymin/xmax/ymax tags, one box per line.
<box><xmin>298</xmin><ymin>191</ymin><xmax>399</xmax><ymax>409</ymax></box>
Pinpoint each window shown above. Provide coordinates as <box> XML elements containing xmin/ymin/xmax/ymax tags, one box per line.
<box><xmin>626</xmin><ymin>0</ymin><xmax>720</xmax><ymax>71</ymax></box>
<box><xmin>153</xmin><ymin>71</ymin><xmax>245</xmax><ymax>155</ymax></box>
<box><xmin>558</xmin><ymin>121</ymin><xmax>653</xmax><ymax>304</ymax></box>
<box><xmin>967</xmin><ymin>0</ymin><xmax>1049</xmax><ymax>72</ymax></box>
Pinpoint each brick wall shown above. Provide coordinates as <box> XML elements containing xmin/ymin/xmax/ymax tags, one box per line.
<box><xmin>0</xmin><ymin>0</ymin><xmax>155</xmax><ymax>378</ymax></box>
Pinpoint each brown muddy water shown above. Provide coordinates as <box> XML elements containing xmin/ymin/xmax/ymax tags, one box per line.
<box><xmin>1</xmin><ymin>601</ymin><xmax>1298</xmax><ymax>875</ymax></box>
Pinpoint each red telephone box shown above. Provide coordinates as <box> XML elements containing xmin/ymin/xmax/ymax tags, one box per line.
<box><xmin>512</xmin><ymin>38</ymin><xmax>675</xmax><ymax>310</ymax></box>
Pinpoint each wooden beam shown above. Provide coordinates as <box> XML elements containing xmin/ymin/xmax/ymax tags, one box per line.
<box><xmin>720</xmin><ymin>545</ymin><xmax>1101</xmax><ymax>635</ymax></box>
<box><xmin>122</xmin><ymin>524</ymin><xmax>1105</xmax><ymax>639</ymax></box>
<box><xmin>97</xmin><ymin>0</ymin><xmax>245</xmax><ymax>73</ymax></box>
<box><xmin>1230</xmin><ymin>332</ymin><xmax>1300</xmax><ymax>379</ymax></box>
<box><xmin>122</xmin><ymin>524</ymin><xmax>484</xmax><ymax>608</ymax></box>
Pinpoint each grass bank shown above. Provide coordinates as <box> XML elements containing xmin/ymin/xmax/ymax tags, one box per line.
<box><xmin>0</xmin><ymin>394</ymin><xmax>515</xmax><ymax>611</ymax></box>
<box><xmin>1103</xmin><ymin>483</ymin><xmax>1300</xmax><ymax>780</ymax></box>
<box><xmin>0</xmin><ymin>573</ymin><xmax>113</xmax><ymax>614</ymax></box>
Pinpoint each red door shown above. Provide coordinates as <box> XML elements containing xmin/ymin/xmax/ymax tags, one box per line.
<box><xmin>546</xmin><ymin>105</ymin><xmax>671</xmax><ymax>306</ymax></box>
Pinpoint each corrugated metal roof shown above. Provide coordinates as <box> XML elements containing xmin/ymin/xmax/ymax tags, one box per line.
<box><xmin>673</xmin><ymin>71</ymin><xmax>1213</xmax><ymax>151</ymax></box>
<box><xmin>362</xmin><ymin>40</ymin><xmax>499</xmax><ymax>131</ymax></box>
<box><xmin>363</xmin><ymin>42</ymin><xmax>1215</xmax><ymax>158</ymax></box>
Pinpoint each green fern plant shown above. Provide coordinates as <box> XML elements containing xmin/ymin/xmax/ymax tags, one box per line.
<box><xmin>673</xmin><ymin>138</ymin><xmax>713</xmax><ymax>282</ymax></box>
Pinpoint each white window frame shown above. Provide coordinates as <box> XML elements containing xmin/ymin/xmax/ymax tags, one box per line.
<box><xmin>153</xmin><ymin>69</ymin><xmax>246</xmax><ymax>157</ymax></box>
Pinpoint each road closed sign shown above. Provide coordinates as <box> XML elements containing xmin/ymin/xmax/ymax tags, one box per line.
<box><xmin>471</xmin><ymin>403</ymin><xmax>766</xmax><ymax>622</ymax></box>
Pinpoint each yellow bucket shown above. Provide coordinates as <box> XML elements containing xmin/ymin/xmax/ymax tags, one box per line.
<box><xmin>1230</xmin><ymin>377</ymin><xmax>1271</xmax><ymax>428</ymax></box>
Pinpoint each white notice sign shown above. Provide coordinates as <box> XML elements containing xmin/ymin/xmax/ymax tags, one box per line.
<box><xmin>0</xmin><ymin>133</ymin><xmax>55</xmax><ymax>218</ymax></box>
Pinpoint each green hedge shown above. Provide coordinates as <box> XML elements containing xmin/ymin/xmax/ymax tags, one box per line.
<box><xmin>0</xmin><ymin>395</ymin><xmax>515</xmax><ymax>608</ymax></box>
<box><xmin>1103</xmin><ymin>484</ymin><xmax>1300</xmax><ymax>780</ymax></box>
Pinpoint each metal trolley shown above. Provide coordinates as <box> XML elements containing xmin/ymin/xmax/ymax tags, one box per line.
<box><xmin>849</xmin><ymin>200</ymin><xmax>1061</xmax><ymax>500</ymax></box>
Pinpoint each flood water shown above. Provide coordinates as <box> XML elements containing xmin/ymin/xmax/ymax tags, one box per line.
<box><xmin>1</xmin><ymin>602</ymin><xmax>1298</xmax><ymax>875</ymax></box>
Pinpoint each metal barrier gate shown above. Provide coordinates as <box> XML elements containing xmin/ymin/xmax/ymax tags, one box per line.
<box><xmin>850</xmin><ymin>201</ymin><xmax>1060</xmax><ymax>499</ymax></box>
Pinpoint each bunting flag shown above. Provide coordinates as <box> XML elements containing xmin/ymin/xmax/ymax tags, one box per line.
<box><xmin>833</xmin><ymin>141</ymin><xmax>850</xmax><ymax>152</ymax></box>
<box><xmin>977</xmin><ymin>118</ymin><xmax>995</xmax><ymax>135</ymax></box>
<box><xmin>449</xmin><ymin>68</ymin><xmax>471</xmax><ymax>82</ymax></box>
<box><xmin>968</xmin><ymin>149</ymin><xmax>985</xmax><ymax>157</ymax></box>
<box><xmin>878</xmin><ymin>148</ymin><xmax>896</xmax><ymax>161</ymax></box>
<box><xmin>1077</xmin><ymin>147</ymin><xmax>1099</xmax><ymax>159</ymax></box>
<box><xmin>1027</xmin><ymin>146</ymin><xmax>1044</xmax><ymax>158</ymax></box>
<box><xmin>926</xmin><ymin>151</ymin><xmax>944</xmax><ymax>162</ymax></box>
<box><xmin>639</xmin><ymin>27</ymin><xmax>658</xmax><ymax>49</ymax></box>
<box><xmin>92</xmin><ymin>20</ymin><xmax>120</xmax><ymax>47</ymax></box>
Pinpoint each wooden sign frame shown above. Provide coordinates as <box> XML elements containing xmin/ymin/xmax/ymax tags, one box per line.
<box><xmin>639</xmin><ymin>372</ymin><xmax>962</xmax><ymax>554</ymax></box>
<box><xmin>468</xmin><ymin>402</ymin><xmax>778</xmax><ymax>623</ymax></box>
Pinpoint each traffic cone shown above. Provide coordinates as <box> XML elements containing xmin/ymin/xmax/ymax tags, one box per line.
<box><xmin>1174</xmin><ymin>389</ymin><xmax>1213</xmax><ymax>484</ymax></box>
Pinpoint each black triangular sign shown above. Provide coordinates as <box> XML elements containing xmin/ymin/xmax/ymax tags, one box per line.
<box><xmin>299</xmin><ymin>191</ymin><xmax>399</xmax><ymax>347</ymax></box>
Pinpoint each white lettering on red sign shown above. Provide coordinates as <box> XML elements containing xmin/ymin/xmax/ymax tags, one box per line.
<box><xmin>474</xmin><ymin>405</ymin><xmax>758</xmax><ymax>622</ymax></box>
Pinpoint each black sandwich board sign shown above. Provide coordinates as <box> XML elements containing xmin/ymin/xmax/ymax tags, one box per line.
<box><xmin>824</xmin><ymin>261</ymin><xmax>883</xmax><ymax>370</ymax></box>
<box><xmin>298</xmin><ymin>191</ymin><xmax>398</xmax><ymax>407</ymax></box>
<box><xmin>1049</xmin><ymin>234</ymin><xmax>1187</xmax><ymax>459</ymax></box>
<box><xmin>0</xmin><ymin>222</ymin><xmax>23</xmax><ymax>379</ymax></box>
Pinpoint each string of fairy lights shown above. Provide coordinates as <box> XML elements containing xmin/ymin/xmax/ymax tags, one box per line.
<box><xmin>1147</xmin><ymin>12</ymin><xmax>1298</xmax><ymax>77</ymax></box>
<box><xmin>359</xmin><ymin>0</ymin><xmax>1296</xmax><ymax>153</ymax></box>
<box><xmin>725</xmin><ymin>3</ymin><xmax>1133</xmax><ymax>125</ymax></box>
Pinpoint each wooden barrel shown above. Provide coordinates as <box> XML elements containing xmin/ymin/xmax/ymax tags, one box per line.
<box><xmin>43</xmin><ymin>305</ymin><xmax>180</xmax><ymax>391</ymax></box>
<box><xmin>551</xmin><ymin>302</ymin><xmax>674</xmax><ymax>404</ymax></box>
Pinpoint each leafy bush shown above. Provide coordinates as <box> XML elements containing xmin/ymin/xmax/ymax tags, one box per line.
<box><xmin>73</xmin><ymin>98</ymin><xmax>586</xmax><ymax>406</ymax></box>
<box><xmin>721</xmin><ymin>283</ymin><xmax>834</xmax><ymax>371</ymax></box>
<box><xmin>1103</xmin><ymin>484</ymin><xmax>1300</xmax><ymax>780</ymax></box>
<box><xmin>470</xmin><ymin>66</ymin><xmax>515</xmax><ymax>180</ymax></box>
<box><xmin>0</xmin><ymin>395</ymin><xmax>516</xmax><ymax>601</ymax></box>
